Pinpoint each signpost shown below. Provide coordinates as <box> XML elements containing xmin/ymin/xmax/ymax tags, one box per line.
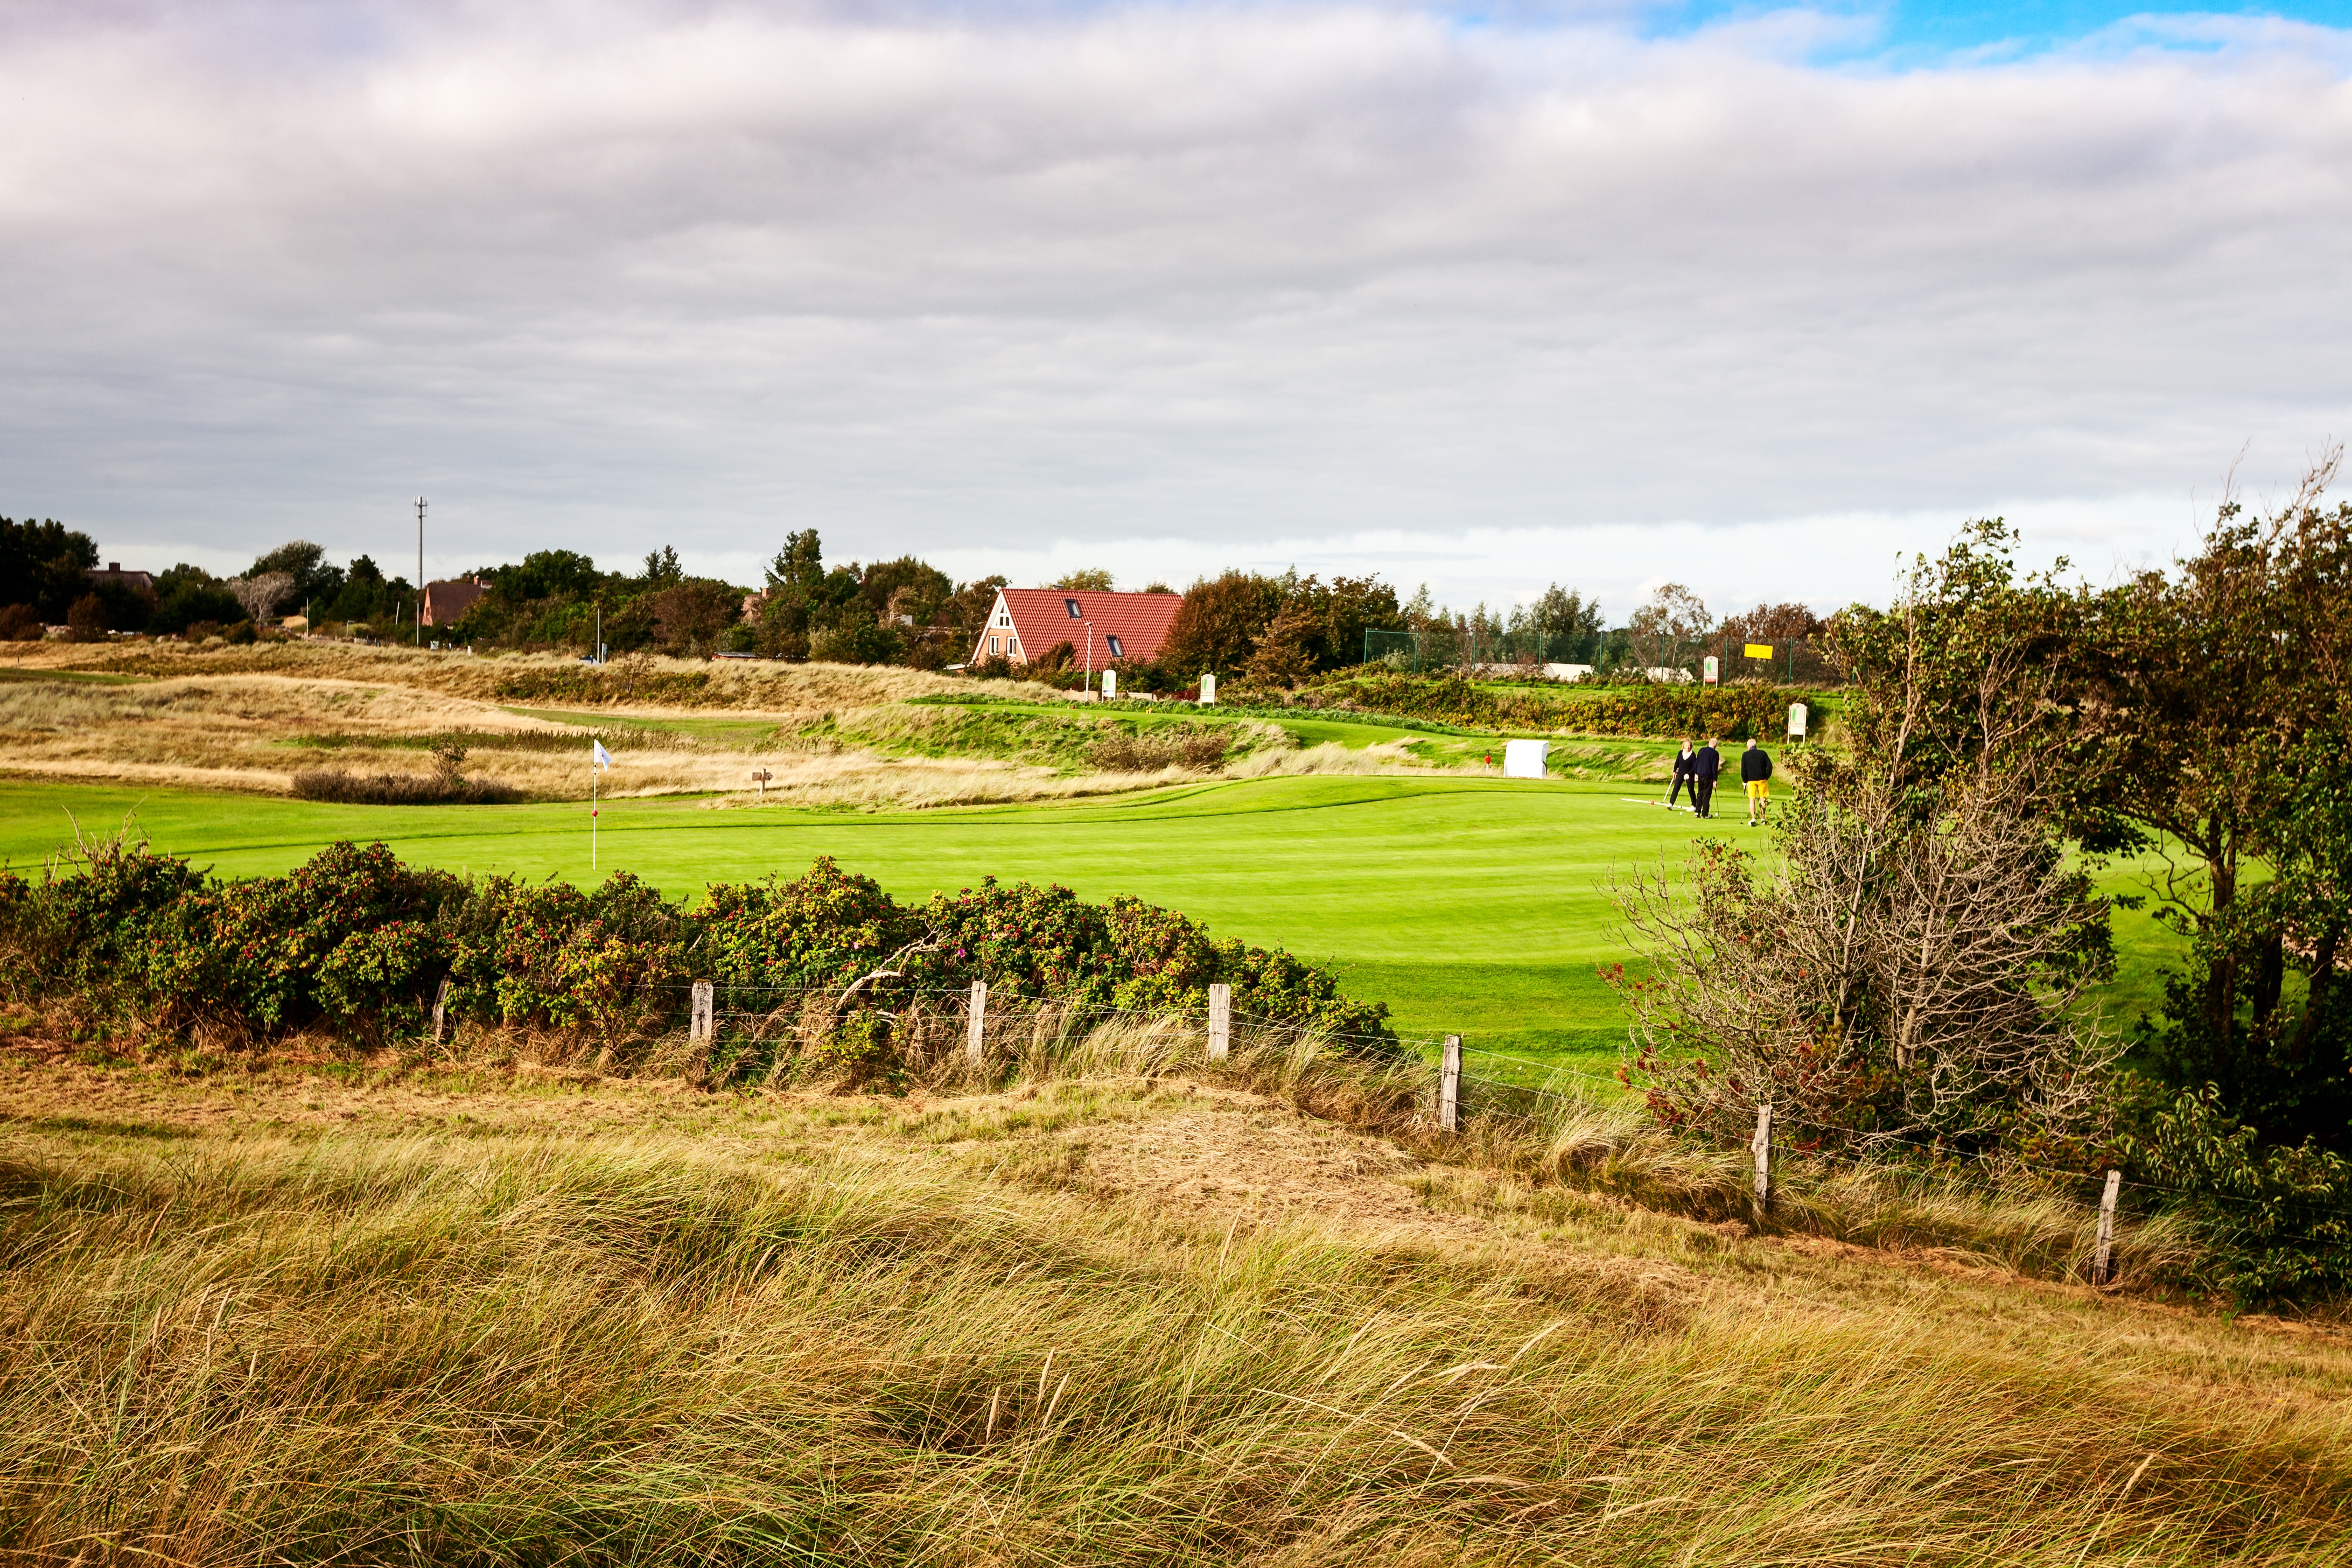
<box><xmin>1787</xmin><ymin>702</ymin><xmax>1808</xmax><ymax>744</ymax></box>
<box><xmin>1702</xmin><ymin>655</ymin><xmax>1719</xmax><ymax>687</ymax></box>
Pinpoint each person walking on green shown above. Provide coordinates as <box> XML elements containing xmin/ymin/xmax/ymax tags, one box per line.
<box><xmin>1690</xmin><ymin>737</ymin><xmax>1721</xmax><ymax>819</ymax></box>
<box><xmin>1741</xmin><ymin>737</ymin><xmax>1773</xmax><ymax>826</ymax></box>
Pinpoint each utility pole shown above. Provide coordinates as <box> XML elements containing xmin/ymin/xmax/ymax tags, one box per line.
<box><xmin>415</xmin><ymin>496</ymin><xmax>427</xmax><ymax>645</ymax></box>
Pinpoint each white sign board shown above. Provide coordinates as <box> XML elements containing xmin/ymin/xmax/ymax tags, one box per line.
<box><xmin>1503</xmin><ymin>739</ymin><xmax>1550</xmax><ymax>779</ymax></box>
<box><xmin>1101</xmin><ymin>669</ymin><xmax>1117</xmax><ymax>699</ymax></box>
<box><xmin>1199</xmin><ymin>673</ymin><xmax>1217</xmax><ymax>705</ymax></box>
<box><xmin>1787</xmin><ymin>702</ymin><xmax>1808</xmax><ymax>738</ymax></box>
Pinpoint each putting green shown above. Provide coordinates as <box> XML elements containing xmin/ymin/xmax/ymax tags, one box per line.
<box><xmin>0</xmin><ymin>775</ymin><xmax>2186</xmax><ymax>1076</ymax></box>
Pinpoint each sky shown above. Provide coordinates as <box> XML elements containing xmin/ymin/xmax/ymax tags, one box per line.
<box><xmin>1</xmin><ymin>0</ymin><xmax>2347</xmax><ymax>620</ymax></box>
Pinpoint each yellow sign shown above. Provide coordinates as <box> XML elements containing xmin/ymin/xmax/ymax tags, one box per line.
<box><xmin>1744</xmin><ymin>642</ymin><xmax>1774</xmax><ymax>659</ymax></box>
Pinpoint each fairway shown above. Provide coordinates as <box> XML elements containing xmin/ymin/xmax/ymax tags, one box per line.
<box><xmin>0</xmin><ymin>775</ymin><xmax>2187</xmax><ymax>1073</ymax></box>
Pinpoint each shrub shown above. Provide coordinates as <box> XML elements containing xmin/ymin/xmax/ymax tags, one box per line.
<box><xmin>493</xmin><ymin>661</ymin><xmax>713</xmax><ymax>706</ymax></box>
<box><xmin>0</xmin><ymin>603</ymin><xmax>41</xmax><ymax>640</ymax></box>
<box><xmin>130</xmin><ymin>842</ymin><xmax>463</xmax><ymax>1033</ymax></box>
<box><xmin>1303</xmin><ymin>674</ymin><xmax>1799</xmax><ymax>739</ymax></box>
<box><xmin>2116</xmin><ymin>1081</ymin><xmax>2352</xmax><ymax>1303</ymax></box>
<box><xmin>1084</xmin><ymin>731</ymin><xmax>1228</xmax><ymax>772</ymax></box>
<box><xmin>0</xmin><ymin>843</ymin><xmax>1389</xmax><ymax>1060</ymax></box>
<box><xmin>440</xmin><ymin>871</ymin><xmax>688</xmax><ymax>1035</ymax></box>
<box><xmin>289</xmin><ymin>768</ymin><xmax>522</xmax><ymax>804</ymax></box>
<box><xmin>64</xmin><ymin>593</ymin><xmax>108</xmax><ymax>642</ymax></box>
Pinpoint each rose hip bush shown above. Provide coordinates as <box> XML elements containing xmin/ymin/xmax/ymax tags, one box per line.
<box><xmin>0</xmin><ymin>841</ymin><xmax>1390</xmax><ymax>1053</ymax></box>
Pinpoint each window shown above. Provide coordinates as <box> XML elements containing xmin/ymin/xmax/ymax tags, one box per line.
<box><xmin>1065</xmin><ymin>598</ymin><xmax>1082</xmax><ymax>619</ymax></box>
<box><xmin>988</xmin><ymin>635</ymin><xmax>1000</xmax><ymax>654</ymax></box>
<box><xmin>1105</xmin><ymin>634</ymin><xmax>1124</xmax><ymax>658</ymax></box>
<box><xmin>1009</xmin><ymin>639</ymin><xmax>1020</xmax><ymax>658</ymax></box>
<box><xmin>996</xmin><ymin>611</ymin><xmax>1010</xmax><ymax>627</ymax></box>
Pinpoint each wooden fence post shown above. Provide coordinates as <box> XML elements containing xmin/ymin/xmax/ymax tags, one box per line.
<box><xmin>1439</xmin><ymin>1035</ymin><xmax>1462</xmax><ymax>1133</ymax></box>
<box><xmin>1751</xmin><ymin>1103</ymin><xmax>1773</xmax><ymax>1215</ymax></box>
<box><xmin>690</xmin><ymin>980</ymin><xmax>714</xmax><ymax>1046</ymax></box>
<box><xmin>1208</xmin><ymin>983</ymin><xmax>1231</xmax><ymax>1062</ymax></box>
<box><xmin>431</xmin><ymin>977</ymin><xmax>452</xmax><ymax>1045</ymax></box>
<box><xmin>2094</xmin><ymin>1168</ymin><xmax>2122</xmax><ymax>1286</ymax></box>
<box><xmin>967</xmin><ymin>980</ymin><xmax>989</xmax><ymax>1066</ymax></box>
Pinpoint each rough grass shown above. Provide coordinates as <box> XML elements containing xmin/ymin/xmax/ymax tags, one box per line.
<box><xmin>4</xmin><ymin>1020</ymin><xmax>2349</xmax><ymax>1566</ymax></box>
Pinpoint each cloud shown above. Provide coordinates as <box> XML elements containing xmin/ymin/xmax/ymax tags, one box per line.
<box><xmin>0</xmin><ymin>1</ymin><xmax>2346</xmax><ymax>615</ymax></box>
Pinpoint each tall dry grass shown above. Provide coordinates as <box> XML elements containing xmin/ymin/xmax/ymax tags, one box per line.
<box><xmin>1</xmin><ymin>1124</ymin><xmax>2346</xmax><ymax>1563</ymax></box>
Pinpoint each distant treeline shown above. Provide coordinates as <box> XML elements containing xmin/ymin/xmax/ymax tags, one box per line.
<box><xmin>0</xmin><ymin>517</ymin><xmax>1829</xmax><ymax>691</ymax></box>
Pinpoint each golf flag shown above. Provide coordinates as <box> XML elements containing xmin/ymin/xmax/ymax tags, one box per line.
<box><xmin>590</xmin><ymin>739</ymin><xmax>613</xmax><ymax>870</ymax></box>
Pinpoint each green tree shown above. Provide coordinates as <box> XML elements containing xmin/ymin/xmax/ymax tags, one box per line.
<box><xmin>1159</xmin><ymin>570</ymin><xmax>1284</xmax><ymax>680</ymax></box>
<box><xmin>0</xmin><ymin>517</ymin><xmax>99</xmax><ymax>621</ymax></box>
<box><xmin>1050</xmin><ymin>568</ymin><xmax>1115</xmax><ymax>591</ymax></box>
<box><xmin>249</xmin><ymin>540</ymin><xmax>344</xmax><ymax>607</ymax></box>
<box><xmin>2081</xmin><ymin>453</ymin><xmax>2352</xmax><ymax>1145</ymax></box>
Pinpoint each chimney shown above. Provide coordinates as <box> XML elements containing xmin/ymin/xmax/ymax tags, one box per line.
<box><xmin>108</xmin><ymin>562</ymin><xmax>120</xmax><ymax>572</ymax></box>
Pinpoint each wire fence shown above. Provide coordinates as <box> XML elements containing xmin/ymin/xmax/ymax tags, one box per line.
<box><xmin>618</xmin><ymin>976</ymin><xmax>2352</xmax><ymax>1271</ymax></box>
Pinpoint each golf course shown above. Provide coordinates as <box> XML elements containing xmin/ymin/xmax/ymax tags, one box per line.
<box><xmin>0</xmin><ymin>767</ymin><xmax>2188</xmax><ymax>1075</ymax></box>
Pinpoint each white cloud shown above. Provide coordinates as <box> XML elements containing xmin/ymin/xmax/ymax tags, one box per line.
<box><xmin>0</xmin><ymin>1</ymin><xmax>2345</xmax><ymax>618</ymax></box>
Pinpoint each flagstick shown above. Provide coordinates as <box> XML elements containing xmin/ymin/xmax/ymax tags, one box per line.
<box><xmin>591</xmin><ymin>753</ymin><xmax>598</xmax><ymax>873</ymax></box>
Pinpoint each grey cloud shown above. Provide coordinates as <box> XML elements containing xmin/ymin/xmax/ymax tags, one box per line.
<box><xmin>0</xmin><ymin>2</ymin><xmax>2346</xmax><ymax>614</ymax></box>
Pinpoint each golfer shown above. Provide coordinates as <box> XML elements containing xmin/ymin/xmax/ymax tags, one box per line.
<box><xmin>1741</xmin><ymin>738</ymin><xmax>1773</xmax><ymax>825</ymax></box>
<box><xmin>1665</xmin><ymin>740</ymin><xmax>1696</xmax><ymax>811</ymax></box>
<box><xmin>1690</xmin><ymin>737</ymin><xmax>1721</xmax><ymax>819</ymax></box>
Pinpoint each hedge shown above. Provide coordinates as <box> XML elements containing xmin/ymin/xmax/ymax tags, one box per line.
<box><xmin>1294</xmin><ymin>675</ymin><xmax>1812</xmax><ymax>739</ymax></box>
<box><xmin>0</xmin><ymin>837</ymin><xmax>1391</xmax><ymax>1062</ymax></box>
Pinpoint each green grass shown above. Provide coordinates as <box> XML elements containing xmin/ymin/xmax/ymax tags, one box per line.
<box><xmin>0</xmin><ymin>775</ymin><xmax>2189</xmax><ymax>1076</ymax></box>
<box><xmin>0</xmin><ymin>665</ymin><xmax>145</xmax><ymax>686</ymax></box>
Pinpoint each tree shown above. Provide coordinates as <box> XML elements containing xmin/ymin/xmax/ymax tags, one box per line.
<box><xmin>765</xmin><ymin>531</ymin><xmax>824</xmax><ymax>596</ymax></box>
<box><xmin>148</xmin><ymin>565</ymin><xmax>243</xmax><ymax>635</ymax></box>
<box><xmin>0</xmin><ymin>518</ymin><xmax>99</xmax><ymax>621</ymax></box>
<box><xmin>1719</xmin><ymin>601</ymin><xmax>1824</xmax><ymax>646</ymax></box>
<box><xmin>249</xmin><ymin>540</ymin><xmax>342</xmax><ymax>607</ymax></box>
<box><xmin>2078</xmin><ymin>451</ymin><xmax>2352</xmax><ymax>1145</ymax></box>
<box><xmin>1288</xmin><ymin>573</ymin><xmax>1403</xmax><ymax>670</ymax></box>
<box><xmin>1244</xmin><ymin>598</ymin><xmax>1318</xmax><ymax>688</ymax></box>
<box><xmin>860</xmin><ymin>556</ymin><xmax>954</xmax><ymax>625</ymax></box>
<box><xmin>1159</xmin><ymin>571</ymin><xmax>1284</xmax><ymax>680</ymax></box>
<box><xmin>1619</xmin><ymin>542</ymin><xmax>2115</xmax><ymax>1153</ymax></box>
<box><xmin>494</xmin><ymin>550</ymin><xmax>603</xmax><ymax>603</ymax></box>
<box><xmin>64</xmin><ymin>593</ymin><xmax>110</xmax><ymax>642</ymax></box>
<box><xmin>227</xmin><ymin>572</ymin><xmax>295</xmax><ymax>624</ymax></box>
<box><xmin>1051</xmin><ymin>569</ymin><xmax>1115</xmax><ymax>591</ymax></box>
<box><xmin>1625</xmin><ymin>584</ymin><xmax>1711</xmax><ymax>675</ymax></box>
<box><xmin>1517</xmin><ymin>584</ymin><xmax>1604</xmax><ymax>663</ymax></box>
<box><xmin>640</xmin><ymin>547</ymin><xmax>685</xmax><ymax>589</ymax></box>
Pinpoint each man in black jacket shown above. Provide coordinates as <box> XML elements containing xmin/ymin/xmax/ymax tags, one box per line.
<box><xmin>1741</xmin><ymin>737</ymin><xmax>1773</xmax><ymax>825</ymax></box>
<box><xmin>1690</xmin><ymin>737</ymin><xmax>1721</xmax><ymax>818</ymax></box>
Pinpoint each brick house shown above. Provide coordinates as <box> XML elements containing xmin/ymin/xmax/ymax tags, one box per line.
<box><xmin>83</xmin><ymin>562</ymin><xmax>155</xmax><ymax>596</ymax></box>
<box><xmin>422</xmin><ymin>576</ymin><xmax>489</xmax><ymax>626</ymax></box>
<box><xmin>969</xmin><ymin>588</ymin><xmax>1182</xmax><ymax>669</ymax></box>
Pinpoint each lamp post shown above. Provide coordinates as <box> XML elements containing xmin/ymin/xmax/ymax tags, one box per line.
<box><xmin>415</xmin><ymin>496</ymin><xmax>427</xmax><ymax>646</ymax></box>
<box><xmin>1085</xmin><ymin>621</ymin><xmax>1094</xmax><ymax>698</ymax></box>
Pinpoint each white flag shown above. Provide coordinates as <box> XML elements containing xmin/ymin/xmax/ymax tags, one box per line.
<box><xmin>592</xmin><ymin>739</ymin><xmax>613</xmax><ymax>769</ymax></box>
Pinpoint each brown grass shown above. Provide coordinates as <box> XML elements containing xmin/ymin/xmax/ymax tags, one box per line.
<box><xmin>3</xmin><ymin>1026</ymin><xmax>2350</xmax><ymax>1566</ymax></box>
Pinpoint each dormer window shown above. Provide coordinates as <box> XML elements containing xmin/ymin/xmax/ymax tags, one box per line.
<box><xmin>1065</xmin><ymin>598</ymin><xmax>1083</xmax><ymax>619</ymax></box>
<box><xmin>1105</xmin><ymin>634</ymin><xmax>1124</xmax><ymax>658</ymax></box>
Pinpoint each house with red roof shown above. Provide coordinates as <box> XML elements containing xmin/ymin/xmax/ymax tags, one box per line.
<box><xmin>421</xmin><ymin>576</ymin><xmax>489</xmax><ymax>626</ymax></box>
<box><xmin>969</xmin><ymin>588</ymin><xmax>1183</xmax><ymax>669</ymax></box>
